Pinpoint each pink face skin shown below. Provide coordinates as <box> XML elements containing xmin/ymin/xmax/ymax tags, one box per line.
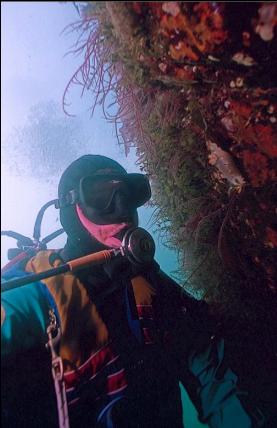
<box><xmin>76</xmin><ymin>204</ymin><xmax>131</xmax><ymax>248</ymax></box>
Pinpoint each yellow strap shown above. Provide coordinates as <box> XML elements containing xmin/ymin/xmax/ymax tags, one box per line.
<box><xmin>25</xmin><ymin>250</ymin><xmax>109</xmax><ymax>370</ymax></box>
<box><xmin>131</xmin><ymin>276</ymin><xmax>156</xmax><ymax>305</ymax></box>
<box><xmin>1</xmin><ymin>305</ymin><xmax>5</xmax><ymax>326</ymax></box>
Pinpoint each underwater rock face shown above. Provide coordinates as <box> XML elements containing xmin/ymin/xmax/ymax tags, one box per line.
<box><xmin>68</xmin><ymin>2</ymin><xmax>277</xmax><ymax>320</ymax></box>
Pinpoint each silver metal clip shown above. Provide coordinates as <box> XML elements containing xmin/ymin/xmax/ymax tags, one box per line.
<box><xmin>46</xmin><ymin>309</ymin><xmax>69</xmax><ymax>428</ymax></box>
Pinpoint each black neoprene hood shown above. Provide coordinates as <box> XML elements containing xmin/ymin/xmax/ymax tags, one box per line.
<box><xmin>57</xmin><ymin>155</ymin><xmax>151</xmax><ymax>257</ymax></box>
<box><xmin>58</xmin><ymin>155</ymin><xmax>127</xmax><ymax>200</ymax></box>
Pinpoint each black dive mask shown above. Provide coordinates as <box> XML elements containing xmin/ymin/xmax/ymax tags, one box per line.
<box><xmin>59</xmin><ymin>173</ymin><xmax>151</xmax><ymax>225</ymax></box>
<box><xmin>81</xmin><ymin>174</ymin><xmax>150</xmax><ymax>210</ymax></box>
<box><xmin>80</xmin><ymin>175</ymin><xmax>133</xmax><ymax>212</ymax></box>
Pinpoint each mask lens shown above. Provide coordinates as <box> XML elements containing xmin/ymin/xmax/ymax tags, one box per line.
<box><xmin>80</xmin><ymin>176</ymin><xmax>130</xmax><ymax>211</ymax></box>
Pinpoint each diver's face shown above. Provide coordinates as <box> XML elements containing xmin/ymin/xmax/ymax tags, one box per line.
<box><xmin>78</xmin><ymin>172</ymin><xmax>150</xmax><ymax>229</ymax></box>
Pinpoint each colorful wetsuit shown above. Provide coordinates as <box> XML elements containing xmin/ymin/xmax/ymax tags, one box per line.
<box><xmin>1</xmin><ymin>250</ymin><xmax>262</xmax><ymax>428</ymax></box>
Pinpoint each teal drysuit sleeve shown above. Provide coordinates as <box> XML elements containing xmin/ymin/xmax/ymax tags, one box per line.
<box><xmin>185</xmin><ymin>338</ymin><xmax>265</xmax><ymax>428</ymax></box>
<box><xmin>1</xmin><ymin>281</ymin><xmax>52</xmax><ymax>359</ymax></box>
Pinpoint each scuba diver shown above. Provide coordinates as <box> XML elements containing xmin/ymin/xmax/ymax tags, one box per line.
<box><xmin>1</xmin><ymin>155</ymin><xmax>268</xmax><ymax>428</ymax></box>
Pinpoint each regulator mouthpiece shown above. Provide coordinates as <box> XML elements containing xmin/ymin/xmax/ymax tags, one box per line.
<box><xmin>121</xmin><ymin>227</ymin><xmax>155</xmax><ymax>265</ymax></box>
